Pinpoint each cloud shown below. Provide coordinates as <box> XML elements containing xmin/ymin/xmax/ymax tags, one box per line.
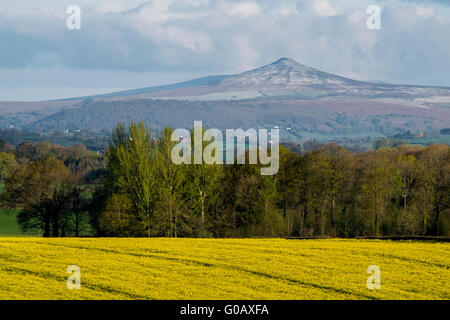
<box><xmin>415</xmin><ymin>6</ymin><xmax>435</xmax><ymax>17</ymax></box>
<box><xmin>228</xmin><ymin>2</ymin><xmax>262</xmax><ymax>18</ymax></box>
<box><xmin>400</xmin><ymin>0</ymin><xmax>450</xmax><ymax>6</ymax></box>
<box><xmin>95</xmin><ymin>2</ymin><xmax>126</xmax><ymax>14</ymax></box>
<box><xmin>1</xmin><ymin>0</ymin><xmax>450</xmax><ymax>90</ymax></box>
<box><xmin>311</xmin><ymin>0</ymin><xmax>342</xmax><ymax>17</ymax></box>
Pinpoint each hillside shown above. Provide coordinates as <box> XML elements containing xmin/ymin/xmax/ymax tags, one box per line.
<box><xmin>2</xmin><ymin>58</ymin><xmax>450</xmax><ymax>140</ymax></box>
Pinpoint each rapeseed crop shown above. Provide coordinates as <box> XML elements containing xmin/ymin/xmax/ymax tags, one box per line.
<box><xmin>0</xmin><ymin>238</ymin><xmax>448</xmax><ymax>300</ymax></box>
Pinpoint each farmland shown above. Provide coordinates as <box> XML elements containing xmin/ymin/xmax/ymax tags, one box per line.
<box><xmin>0</xmin><ymin>238</ymin><xmax>448</xmax><ymax>300</ymax></box>
<box><xmin>0</xmin><ymin>211</ymin><xmax>20</xmax><ymax>235</ymax></box>
<box><xmin>0</xmin><ymin>210</ymin><xmax>40</xmax><ymax>237</ymax></box>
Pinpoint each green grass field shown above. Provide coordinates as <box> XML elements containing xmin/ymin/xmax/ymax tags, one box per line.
<box><xmin>399</xmin><ymin>135</ymin><xmax>450</xmax><ymax>146</ymax></box>
<box><xmin>0</xmin><ymin>210</ymin><xmax>21</xmax><ymax>235</ymax></box>
<box><xmin>0</xmin><ymin>210</ymin><xmax>41</xmax><ymax>237</ymax></box>
<box><xmin>0</xmin><ymin>238</ymin><xmax>448</xmax><ymax>300</ymax></box>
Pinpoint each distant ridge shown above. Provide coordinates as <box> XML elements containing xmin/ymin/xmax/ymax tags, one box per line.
<box><xmin>1</xmin><ymin>57</ymin><xmax>450</xmax><ymax>141</ymax></box>
<box><xmin>52</xmin><ymin>57</ymin><xmax>450</xmax><ymax>101</ymax></box>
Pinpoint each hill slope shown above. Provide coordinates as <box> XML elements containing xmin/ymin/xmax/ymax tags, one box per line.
<box><xmin>2</xmin><ymin>58</ymin><xmax>450</xmax><ymax>140</ymax></box>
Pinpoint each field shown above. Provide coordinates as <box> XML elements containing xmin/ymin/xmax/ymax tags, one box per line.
<box><xmin>0</xmin><ymin>210</ymin><xmax>40</xmax><ymax>237</ymax></box>
<box><xmin>397</xmin><ymin>134</ymin><xmax>450</xmax><ymax>147</ymax></box>
<box><xmin>0</xmin><ymin>210</ymin><xmax>21</xmax><ymax>235</ymax></box>
<box><xmin>0</xmin><ymin>238</ymin><xmax>448</xmax><ymax>300</ymax></box>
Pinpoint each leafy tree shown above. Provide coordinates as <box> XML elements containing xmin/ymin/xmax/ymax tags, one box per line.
<box><xmin>184</xmin><ymin>125</ymin><xmax>223</xmax><ymax>234</ymax></box>
<box><xmin>277</xmin><ymin>146</ymin><xmax>298</xmax><ymax>236</ymax></box>
<box><xmin>421</xmin><ymin>145</ymin><xmax>450</xmax><ymax>236</ymax></box>
<box><xmin>106</xmin><ymin>122</ymin><xmax>157</xmax><ymax>237</ymax></box>
<box><xmin>1</xmin><ymin>157</ymin><xmax>74</xmax><ymax>236</ymax></box>
<box><xmin>98</xmin><ymin>194</ymin><xmax>140</xmax><ymax>236</ymax></box>
<box><xmin>0</xmin><ymin>152</ymin><xmax>18</xmax><ymax>181</ymax></box>
<box><xmin>360</xmin><ymin>149</ymin><xmax>402</xmax><ymax>236</ymax></box>
<box><xmin>222</xmin><ymin>163</ymin><xmax>260</xmax><ymax>236</ymax></box>
<box><xmin>153</xmin><ymin>128</ymin><xmax>191</xmax><ymax>237</ymax></box>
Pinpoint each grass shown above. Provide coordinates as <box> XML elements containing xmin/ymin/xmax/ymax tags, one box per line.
<box><xmin>0</xmin><ymin>238</ymin><xmax>448</xmax><ymax>300</ymax></box>
<box><xmin>0</xmin><ymin>210</ymin><xmax>21</xmax><ymax>235</ymax></box>
<box><xmin>0</xmin><ymin>210</ymin><xmax>41</xmax><ymax>237</ymax></box>
<box><xmin>397</xmin><ymin>134</ymin><xmax>450</xmax><ymax>146</ymax></box>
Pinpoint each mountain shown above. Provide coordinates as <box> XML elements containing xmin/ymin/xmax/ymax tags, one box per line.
<box><xmin>57</xmin><ymin>57</ymin><xmax>450</xmax><ymax>101</ymax></box>
<box><xmin>2</xmin><ymin>58</ymin><xmax>450</xmax><ymax>141</ymax></box>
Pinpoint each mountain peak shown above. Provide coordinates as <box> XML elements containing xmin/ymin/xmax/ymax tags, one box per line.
<box><xmin>220</xmin><ymin>57</ymin><xmax>331</xmax><ymax>88</ymax></box>
<box><xmin>272</xmin><ymin>57</ymin><xmax>299</xmax><ymax>65</ymax></box>
<box><xmin>270</xmin><ymin>57</ymin><xmax>312</xmax><ymax>70</ymax></box>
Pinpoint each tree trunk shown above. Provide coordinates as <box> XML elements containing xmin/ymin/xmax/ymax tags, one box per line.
<box><xmin>44</xmin><ymin>212</ymin><xmax>50</xmax><ymax>237</ymax></box>
<box><xmin>374</xmin><ymin>214</ymin><xmax>379</xmax><ymax>237</ymax></box>
<box><xmin>433</xmin><ymin>203</ymin><xmax>440</xmax><ymax>236</ymax></box>
<box><xmin>147</xmin><ymin>209</ymin><xmax>150</xmax><ymax>238</ymax></box>
<box><xmin>423</xmin><ymin>213</ymin><xmax>427</xmax><ymax>236</ymax></box>
<box><xmin>300</xmin><ymin>204</ymin><xmax>307</xmax><ymax>236</ymax></box>
<box><xmin>330</xmin><ymin>196</ymin><xmax>335</xmax><ymax>229</ymax></box>
<box><xmin>52</xmin><ymin>211</ymin><xmax>59</xmax><ymax>237</ymax></box>
<box><xmin>75</xmin><ymin>211</ymin><xmax>80</xmax><ymax>237</ymax></box>
<box><xmin>200</xmin><ymin>191</ymin><xmax>205</xmax><ymax>224</ymax></box>
<box><xmin>174</xmin><ymin>212</ymin><xmax>177</xmax><ymax>238</ymax></box>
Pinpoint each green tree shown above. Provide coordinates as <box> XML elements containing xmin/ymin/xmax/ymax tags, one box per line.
<box><xmin>277</xmin><ymin>146</ymin><xmax>298</xmax><ymax>236</ymax></box>
<box><xmin>184</xmin><ymin>125</ymin><xmax>223</xmax><ymax>234</ymax></box>
<box><xmin>421</xmin><ymin>145</ymin><xmax>450</xmax><ymax>236</ymax></box>
<box><xmin>98</xmin><ymin>194</ymin><xmax>140</xmax><ymax>236</ymax></box>
<box><xmin>153</xmin><ymin>128</ymin><xmax>191</xmax><ymax>237</ymax></box>
<box><xmin>0</xmin><ymin>152</ymin><xmax>18</xmax><ymax>181</ymax></box>
<box><xmin>107</xmin><ymin>122</ymin><xmax>157</xmax><ymax>237</ymax></box>
<box><xmin>1</xmin><ymin>157</ymin><xmax>74</xmax><ymax>237</ymax></box>
<box><xmin>360</xmin><ymin>148</ymin><xmax>402</xmax><ymax>236</ymax></box>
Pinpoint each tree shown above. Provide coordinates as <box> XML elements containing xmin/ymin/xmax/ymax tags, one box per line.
<box><xmin>257</xmin><ymin>175</ymin><xmax>281</xmax><ymax>236</ymax></box>
<box><xmin>184</xmin><ymin>125</ymin><xmax>223</xmax><ymax>234</ymax></box>
<box><xmin>0</xmin><ymin>152</ymin><xmax>18</xmax><ymax>181</ymax></box>
<box><xmin>360</xmin><ymin>148</ymin><xmax>402</xmax><ymax>236</ymax></box>
<box><xmin>395</xmin><ymin>154</ymin><xmax>418</xmax><ymax>235</ymax></box>
<box><xmin>153</xmin><ymin>128</ymin><xmax>191</xmax><ymax>237</ymax></box>
<box><xmin>106</xmin><ymin>122</ymin><xmax>157</xmax><ymax>237</ymax></box>
<box><xmin>420</xmin><ymin>145</ymin><xmax>450</xmax><ymax>236</ymax></box>
<box><xmin>185</xmin><ymin>162</ymin><xmax>223</xmax><ymax>234</ymax></box>
<box><xmin>98</xmin><ymin>194</ymin><xmax>140</xmax><ymax>236</ymax></box>
<box><xmin>1</xmin><ymin>157</ymin><xmax>74</xmax><ymax>237</ymax></box>
<box><xmin>303</xmin><ymin>149</ymin><xmax>331</xmax><ymax>236</ymax></box>
<box><xmin>228</xmin><ymin>163</ymin><xmax>261</xmax><ymax>236</ymax></box>
<box><xmin>277</xmin><ymin>146</ymin><xmax>298</xmax><ymax>236</ymax></box>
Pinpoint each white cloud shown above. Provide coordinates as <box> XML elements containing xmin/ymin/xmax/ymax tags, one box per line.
<box><xmin>275</xmin><ymin>3</ymin><xmax>299</xmax><ymax>16</ymax></box>
<box><xmin>233</xmin><ymin>35</ymin><xmax>260</xmax><ymax>70</ymax></box>
<box><xmin>311</xmin><ymin>0</ymin><xmax>341</xmax><ymax>17</ymax></box>
<box><xmin>186</xmin><ymin>0</ymin><xmax>210</xmax><ymax>7</ymax></box>
<box><xmin>1</xmin><ymin>0</ymin><xmax>450</xmax><ymax>100</ymax></box>
<box><xmin>415</xmin><ymin>6</ymin><xmax>435</xmax><ymax>17</ymax></box>
<box><xmin>96</xmin><ymin>2</ymin><xmax>126</xmax><ymax>14</ymax></box>
<box><xmin>228</xmin><ymin>2</ymin><xmax>262</xmax><ymax>18</ymax></box>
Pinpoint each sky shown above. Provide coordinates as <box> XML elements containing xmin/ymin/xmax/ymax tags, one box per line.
<box><xmin>1</xmin><ymin>0</ymin><xmax>450</xmax><ymax>101</ymax></box>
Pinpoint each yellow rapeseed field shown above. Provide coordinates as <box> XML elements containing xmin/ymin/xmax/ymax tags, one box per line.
<box><xmin>0</xmin><ymin>238</ymin><xmax>448</xmax><ymax>300</ymax></box>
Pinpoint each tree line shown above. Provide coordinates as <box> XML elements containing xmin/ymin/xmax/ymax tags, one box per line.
<box><xmin>0</xmin><ymin>122</ymin><xmax>449</xmax><ymax>237</ymax></box>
